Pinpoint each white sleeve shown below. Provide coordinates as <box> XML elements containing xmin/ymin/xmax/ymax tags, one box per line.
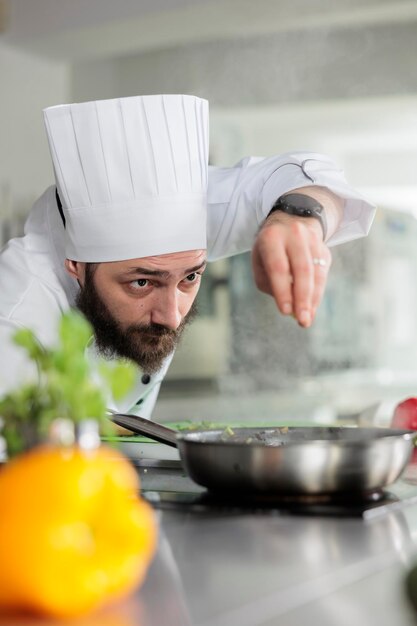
<box><xmin>206</xmin><ymin>151</ymin><xmax>376</xmax><ymax>261</ymax></box>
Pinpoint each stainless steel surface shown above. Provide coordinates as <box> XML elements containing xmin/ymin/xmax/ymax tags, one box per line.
<box><xmin>4</xmin><ymin>465</ymin><xmax>417</xmax><ymax>626</ymax></box>
<box><xmin>112</xmin><ymin>415</ymin><xmax>416</xmax><ymax>495</ymax></box>
<box><xmin>140</xmin><ymin>473</ymin><xmax>417</xmax><ymax>626</ymax></box>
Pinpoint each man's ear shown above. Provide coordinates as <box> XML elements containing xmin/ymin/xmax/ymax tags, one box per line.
<box><xmin>65</xmin><ymin>259</ymin><xmax>85</xmax><ymax>285</ymax></box>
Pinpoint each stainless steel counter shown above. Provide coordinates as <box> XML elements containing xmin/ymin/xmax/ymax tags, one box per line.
<box><xmin>135</xmin><ymin>464</ymin><xmax>417</xmax><ymax>626</ymax></box>
<box><xmin>3</xmin><ymin>465</ymin><xmax>417</xmax><ymax>626</ymax></box>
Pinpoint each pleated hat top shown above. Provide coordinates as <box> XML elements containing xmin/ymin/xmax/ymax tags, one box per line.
<box><xmin>43</xmin><ymin>94</ymin><xmax>209</xmax><ymax>262</ymax></box>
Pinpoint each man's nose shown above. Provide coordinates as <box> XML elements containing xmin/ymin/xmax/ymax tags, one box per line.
<box><xmin>151</xmin><ymin>290</ymin><xmax>182</xmax><ymax>330</ymax></box>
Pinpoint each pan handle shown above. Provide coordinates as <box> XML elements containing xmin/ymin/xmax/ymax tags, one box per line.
<box><xmin>109</xmin><ymin>412</ymin><xmax>179</xmax><ymax>448</ymax></box>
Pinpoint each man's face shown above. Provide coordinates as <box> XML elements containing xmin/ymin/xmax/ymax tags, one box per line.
<box><xmin>67</xmin><ymin>250</ymin><xmax>206</xmax><ymax>373</ymax></box>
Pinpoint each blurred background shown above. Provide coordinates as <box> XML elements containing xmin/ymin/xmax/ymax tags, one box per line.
<box><xmin>1</xmin><ymin>0</ymin><xmax>417</xmax><ymax>425</ymax></box>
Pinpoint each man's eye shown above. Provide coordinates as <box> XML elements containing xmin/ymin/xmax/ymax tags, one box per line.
<box><xmin>185</xmin><ymin>273</ymin><xmax>198</xmax><ymax>282</ymax></box>
<box><xmin>132</xmin><ymin>279</ymin><xmax>149</xmax><ymax>288</ymax></box>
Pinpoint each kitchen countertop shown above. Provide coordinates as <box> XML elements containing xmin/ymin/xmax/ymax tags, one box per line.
<box><xmin>3</xmin><ymin>462</ymin><xmax>417</xmax><ymax>626</ymax></box>
<box><xmin>133</xmin><ymin>463</ymin><xmax>417</xmax><ymax>626</ymax></box>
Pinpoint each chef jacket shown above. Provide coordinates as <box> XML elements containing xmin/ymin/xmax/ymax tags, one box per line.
<box><xmin>0</xmin><ymin>152</ymin><xmax>375</xmax><ymax>418</ymax></box>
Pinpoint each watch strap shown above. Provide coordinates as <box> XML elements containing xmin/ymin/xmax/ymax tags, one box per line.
<box><xmin>268</xmin><ymin>193</ymin><xmax>327</xmax><ymax>241</ymax></box>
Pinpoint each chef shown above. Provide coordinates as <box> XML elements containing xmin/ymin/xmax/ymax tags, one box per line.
<box><xmin>0</xmin><ymin>94</ymin><xmax>375</xmax><ymax>418</ymax></box>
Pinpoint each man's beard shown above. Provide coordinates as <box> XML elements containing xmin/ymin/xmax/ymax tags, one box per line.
<box><xmin>76</xmin><ymin>264</ymin><xmax>197</xmax><ymax>374</ymax></box>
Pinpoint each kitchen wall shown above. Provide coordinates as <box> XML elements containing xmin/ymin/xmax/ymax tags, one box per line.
<box><xmin>0</xmin><ymin>40</ymin><xmax>68</xmax><ymax>240</ymax></box>
<box><xmin>71</xmin><ymin>20</ymin><xmax>417</xmax><ymax>104</ymax></box>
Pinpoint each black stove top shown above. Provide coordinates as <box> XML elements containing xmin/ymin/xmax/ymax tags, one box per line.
<box><xmin>142</xmin><ymin>487</ymin><xmax>402</xmax><ymax>518</ymax></box>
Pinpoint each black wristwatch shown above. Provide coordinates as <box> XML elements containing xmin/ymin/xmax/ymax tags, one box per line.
<box><xmin>268</xmin><ymin>193</ymin><xmax>327</xmax><ymax>241</ymax></box>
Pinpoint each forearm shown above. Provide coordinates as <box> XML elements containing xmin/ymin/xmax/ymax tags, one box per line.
<box><xmin>207</xmin><ymin>153</ymin><xmax>374</xmax><ymax>260</ymax></box>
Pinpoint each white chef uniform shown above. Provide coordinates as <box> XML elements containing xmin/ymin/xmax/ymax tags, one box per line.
<box><xmin>0</xmin><ymin>94</ymin><xmax>376</xmax><ymax>418</ymax></box>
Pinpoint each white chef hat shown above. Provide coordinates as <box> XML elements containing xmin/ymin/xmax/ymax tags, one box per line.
<box><xmin>43</xmin><ymin>94</ymin><xmax>209</xmax><ymax>262</ymax></box>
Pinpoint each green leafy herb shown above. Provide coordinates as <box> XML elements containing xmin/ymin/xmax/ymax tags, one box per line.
<box><xmin>0</xmin><ymin>310</ymin><xmax>136</xmax><ymax>456</ymax></box>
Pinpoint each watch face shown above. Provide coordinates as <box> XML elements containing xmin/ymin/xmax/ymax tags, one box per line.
<box><xmin>271</xmin><ymin>193</ymin><xmax>327</xmax><ymax>240</ymax></box>
<box><xmin>283</xmin><ymin>193</ymin><xmax>323</xmax><ymax>214</ymax></box>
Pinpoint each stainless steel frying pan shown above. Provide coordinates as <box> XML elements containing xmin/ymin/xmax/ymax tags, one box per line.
<box><xmin>110</xmin><ymin>413</ymin><xmax>416</xmax><ymax>495</ymax></box>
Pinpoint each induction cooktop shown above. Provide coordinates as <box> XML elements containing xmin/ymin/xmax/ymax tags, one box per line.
<box><xmin>142</xmin><ymin>487</ymin><xmax>405</xmax><ymax>518</ymax></box>
<box><xmin>136</xmin><ymin>459</ymin><xmax>417</xmax><ymax>519</ymax></box>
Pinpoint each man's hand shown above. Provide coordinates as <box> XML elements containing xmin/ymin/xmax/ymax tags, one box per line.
<box><xmin>251</xmin><ymin>187</ymin><xmax>341</xmax><ymax>328</ymax></box>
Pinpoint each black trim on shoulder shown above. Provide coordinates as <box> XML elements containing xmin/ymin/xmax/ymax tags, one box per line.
<box><xmin>55</xmin><ymin>188</ymin><xmax>66</xmax><ymax>228</ymax></box>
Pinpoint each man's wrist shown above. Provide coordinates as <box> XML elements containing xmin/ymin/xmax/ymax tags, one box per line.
<box><xmin>273</xmin><ymin>186</ymin><xmax>344</xmax><ymax>241</ymax></box>
<box><xmin>268</xmin><ymin>193</ymin><xmax>327</xmax><ymax>241</ymax></box>
<box><xmin>263</xmin><ymin>209</ymin><xmax>324</xmax><ymax>238</ymax></box>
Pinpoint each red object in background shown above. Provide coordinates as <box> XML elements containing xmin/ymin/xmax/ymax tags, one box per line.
<box><xmin>391</xmin><ymin>397</ymin><xmax>417</xmax><ymax>430</ymax></box>
<box><xmin>392</xmin><ymin>398</ymin><xmax>417</xmax><ymax>468</ymax></box>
